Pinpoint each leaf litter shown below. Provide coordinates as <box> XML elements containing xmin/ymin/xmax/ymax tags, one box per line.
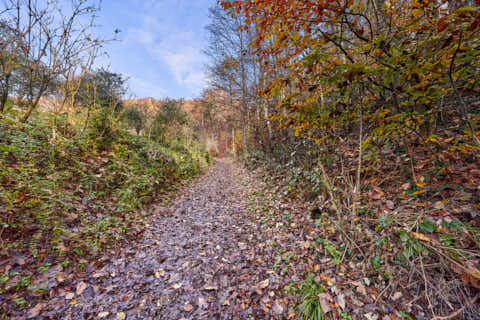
<box><xmin>5</xmin><ymin>159</ymin><xmax>293</xmax><ymax>319</ymax></box>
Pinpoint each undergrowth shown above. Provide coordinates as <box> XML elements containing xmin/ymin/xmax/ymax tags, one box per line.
<box><xmin>242</xmin><ymin>138</ymin><xmax>480</xmax><ymax>319</ymax></box>
<box><xmin>0</xmin><ymin>110</ymin><xmax>211</xmax><ymax>300</ymax></box>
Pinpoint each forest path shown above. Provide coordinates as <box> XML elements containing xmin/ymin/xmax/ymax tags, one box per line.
<box><xmin>59</xmin><ymin>159</ymin><xmax>285</xmax><ymax>320</ymax></box>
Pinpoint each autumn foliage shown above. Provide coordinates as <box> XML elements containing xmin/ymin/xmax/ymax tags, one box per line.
<box><xmin>218</xmin><ymin>0</ymin><xmax>480</xmax><ymax>318</ymax></box>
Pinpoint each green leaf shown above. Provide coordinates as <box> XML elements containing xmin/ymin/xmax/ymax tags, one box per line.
<box><xmin>371</xmin><ymin>256</ymin><xmax>381</xmax><ymax>269</ymax></box>
<box><xmin>398</xmin><ymin>230</ymin><xmax>409</xmax><ymax>242</ymax></box>
<box><xmin>420</xmin><ymin>219</ymin><xmax>436</xmax><ymax>233</ymax></box>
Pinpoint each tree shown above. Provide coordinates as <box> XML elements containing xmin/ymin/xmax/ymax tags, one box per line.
<box><xmin>220</xmin><ymin>0</ymin><xmax>480</xmax><ymax>148</ymax></box>
<box><xmin>205</xmin><ymin>3</ymin><xmax>256</xmax><ymax>152</ymax></box>
<box><xmin>0</xmin><ymin>16</ymin><xmax>18</xmax><ymax>113</ymax></box>
<box><xmin>151</xmin><ymin>99</ymin><xmax>187</xmax><ymax>143</ymax></box>
<box><xmin>77</xmin><ymin>68</ymin><xmax>129</xmax><ymax>138</ymax></box>
<box><xmin>123</xmin><ymin>107</ymin><xmax>144</xmax><ymax>135</ymax></box>
<box><xmin>0</xmin><ymin>0</ymin><xmax>104</xmax><ymax>122</ymax></box>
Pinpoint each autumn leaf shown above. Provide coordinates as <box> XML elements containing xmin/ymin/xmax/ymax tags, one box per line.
<box><xmin>412</xmin><ymin>9</ymin><xmax>424</xmax><ymax>18</ymax></box>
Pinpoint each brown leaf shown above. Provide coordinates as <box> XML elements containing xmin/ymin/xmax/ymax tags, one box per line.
<box><xmin>336</xmin><ymin>294</ymin><xmax>346</xmax><ymax>310</ymax></box>
<box><xmin>352</xmin><ymin>281</ymin><xmax>367</xmax><ymax>296</ymax></box>
<box><xmin>27</xmin><ymin>303</ymin><xmax>45</xmax><ymax>318</ymax></box>
<box><xmin>157</xmin><ymin>268</ymin><xmax>166</xmax><ymax>278</ymax></box>
<box><xmin>392</xmin><ymin>292</ymin><xmax>402</xmax><ymax>301</ymax></box>
<box><xmin>434</xmin><ymin>201</ymin><xmax>445</xmax><ymax>210</ymax></box>
<box><xmin>386</xmin><ymin>200</ymin><xmax>395</xmax><ymax>210</ymax></box>
<box><xmin>258</xmin><ymin>279</ymin><xmax>269</xmax><ymax>289</ymax></box>
<box><xmin>318</xmin><ymin>293</ymin><xmax>332</xmax><ymax>313</ymax></box>
<box><xmin>76</xmin><ymin>281</ymin><xmax>87</xmax><ymax>295</ymax></box>
<box><xmin>273</xmin><ymin>300</ymin><xmax>284</xmax><ymax>315</ymax></box>
<box><xmin>184</xmin><ymin>304</ymin><xmax>194</xmax><ymax>312</ymax></box>
<box><xmin>203</xmin><ymin>284</ymin><xmax>218</xmax><ymax>291</ymax></box>
<box><xmin>198</xmin><ymin>296</ymin><xmax>208</xmax><ymax>309</ymax></box>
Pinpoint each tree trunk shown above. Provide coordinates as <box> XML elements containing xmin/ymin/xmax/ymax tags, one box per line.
<box><xmin>21</xmin><ymin>91</ymin><xmax>44</xmax><ymax>123</ymax></box>
<box><xmin>0</xmin><ymin>75</ymin><xmax>10</xmax><ymax>113</ymax></box>
<box><xmin>239</xmin><ymin>25</ymin><xmax>248</xmax><ymax>153</ymax></box>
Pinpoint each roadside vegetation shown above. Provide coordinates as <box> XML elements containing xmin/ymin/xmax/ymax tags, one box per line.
<box><xmin>0</xmin><ymin>0</ymin><xmax>210</xmax><ymax>313</ymax></box>
<box><xmin>203</xmin><ymin>1</ymin><xmax>480</xmax><ymax>319</ymax></box>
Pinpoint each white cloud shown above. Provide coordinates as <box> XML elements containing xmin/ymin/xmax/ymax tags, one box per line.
<box><xmin>184</xmin><ymin>71</ymin><xmax>206</xmax><ymax>88</ymax></box>
<box><xmin>128</xmin><ymin>75</ymin><xmax>167</xmax><ymax>99</ymax></box>
<box><xmin>163</xmin><ymin>47</ymin><xmax>206</xmax><ymax>88</ymax></box>
<box><xmin>126</xmin><ymin>16</ymin><xmax>207</xmax><ymax>93</ymax></box>
<box><xmin>113</xmin><ymin>0</ymin><xmax>212</xmax><ymax>98</ymax></box>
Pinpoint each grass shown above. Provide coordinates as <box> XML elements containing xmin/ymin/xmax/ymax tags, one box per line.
<box><xmin>298</xmin><ymin>274</ymin><xmax>327</xmax><ymax>320</ymax></box>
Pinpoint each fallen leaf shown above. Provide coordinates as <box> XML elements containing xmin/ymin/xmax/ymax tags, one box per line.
<box><xmin>273</xmin><ymin>300</ymin><xmax>284</xmax><ymax>315</ymax></box>
<box><xmin>336</xmin><ymin>294</ymin><xmax>346</xmax><ymax>310</ymax></box>
<box><xmin>157</xmin><ymin>268</ymin><xmax>166</xmax><ymax>277</ymax></box>
<box><xmin>203</xmin><ymin>284</ymin><xmax>218</xmax><ymax>291</ymax></box>
<box><xmin>65</xmin><ymin>292</ymin><xmax>75</xmax><ymax>300</ymax></box>
<box><xmin>318</xmin><ymin>293</ymin><xmax>332</xmax><ymax>313</ymax></box>
<box><xmin>365</xmin><ymin>312</ymin><xmax>379</xmax><ymax>320</ymax></box>
<box><xmin>27</xmin><ymin>303</ymin><xmax>45</xmax><ymax>318</ymax></box>
<box><xmin>172</xmin><ymin>283</ymin><xmax>182</xmax><ymax>289</ymax></box>
<box><xmin>98</xmin><ymin>312</ymin><xmax>109</xmax><ymax>318</ymax></box>
<box><xmin>184</xmin><ymin>304</ymin><xmax>194</xmax><ymax>312</ymax></box>
<box><xmin>76</xmin><ymin>281</ymin><xmax>87</xmax><ymax>295</ymax></box>
<box><xmin>116</xmin><ymin>312</ymin><xmax>126</xmax><ymax>320</ymax></box>
<box><xmin>413</xmin><ymin>232</ymin><xmax>431</xmax><ymax>242</ymax></box>
<box><xmin>434</xmin><ymin>201</ymin><xmax>445</xmax><ymax>209</ymax></box>
<box><xmin>198</xmin><ymin>296</ymin><xmax>207</xmax><ymax>309</ymax></box>
<box><xmin>386</xmin><ymin>200</ymin><xmax>395</xmax><ymax>210</ymax></box>
<box><xmin>392</xmin><ymin>292</ymin><xmax>402</xmax><ymax>301</ymax></box>
<box><xmin>258</xmin><ymin>279</ymin><xmax>269</xmax><ymax>289</ymax></box>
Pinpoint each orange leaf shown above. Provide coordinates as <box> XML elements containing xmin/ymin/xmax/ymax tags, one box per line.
<box><xmin>413</xmin><ymin>232</ymin><xmax>431</xmax><ymax>242</ymax></box>
<box><xmin>412</xmin><ymin>9</ymin><xmax>424</xmax><ymax>18</ymax></box>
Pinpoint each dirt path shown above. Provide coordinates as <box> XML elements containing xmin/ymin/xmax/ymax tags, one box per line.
<box><xmin>54</xmin><ymin>159</ymin><xmax>286</xmax><ymax>320</ymax></box>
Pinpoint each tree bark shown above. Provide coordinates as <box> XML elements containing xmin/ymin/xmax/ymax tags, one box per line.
<box><xmin>0</xmin><ymin>75</ymin><xmax>10</xmax><ymax>113</ymax></box>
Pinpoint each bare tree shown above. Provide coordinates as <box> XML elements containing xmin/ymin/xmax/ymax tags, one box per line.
<box><xmin>0</xmin><ymin>0</ymin><xmax>104</xmax><ymax>122</ymax></box>
<box><xmin>0</xmin><ymin>2</ymin><xmax>21</xmax><ymax>112</ymax></box>
<box><xmin>204</xmin><ymin>3</ymin><xmax>257</xmax><ymax>152</ymax></box>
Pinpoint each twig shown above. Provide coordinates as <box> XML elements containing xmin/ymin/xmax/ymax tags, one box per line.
<box><xmin>317</xmin><ymin>161</ymin><xmax>366</xmax><ymax>257</ymax></box>
<box><xmin>403</xmin><ymin>135</ymin><xmax>418</xmax><ymax>184</ymax></box>
<box><xmin>448</xmin><ymin>31</ymin><xmax>480</xmax><ymax>148</ymax></box>
<box><xmin>433</xmin><ymin>294</ymin><xmax>479</xmax><ymax>320</ymax></box>
<box><xmin>421</xmin><ymin>258</ymin><xmax>437</xmax><ymax>319</ymax></box>
<box><xmin>354</xmin><ymin>101</ymin><xmax>363</xmax><ymax>213</ymax></box>
<box><xmin>375</xmin><ymin>278</ymin><xmax>393</xmax><ymax>304</ymax></box>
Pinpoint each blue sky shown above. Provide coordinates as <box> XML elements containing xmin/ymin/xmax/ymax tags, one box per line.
<box><xmin>97</xmin><ymin>0</ymin><xmax>215</xmax><ymax>99</ymax></box>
